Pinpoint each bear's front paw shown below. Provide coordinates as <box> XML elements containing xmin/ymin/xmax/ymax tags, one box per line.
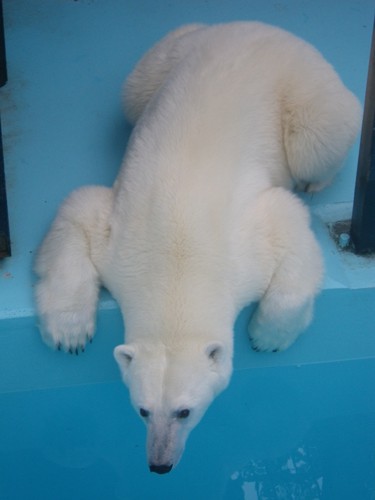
<box><xmin>248</xmin><ymin>294</ymin><xmax>314</xmax><ymax>353</ymax></box>
<box><xmin>39</xmin><ymin>308</ymin><xmax>96</xmax><ymax>354</ymax></box>
<box><xmin>249</xmin><ymin>328</ymin><xmax>290</xmax><ymax>353</ymax></box>
<box><xmin>248</xmin><ymin>311</ymin><xmax>302</xmax><ymax>353</ymax></box>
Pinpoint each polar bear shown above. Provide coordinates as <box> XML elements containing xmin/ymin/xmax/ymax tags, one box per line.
<box><xmin>35</xmin><ymin>22</ymin><xmax>361</xmax><ymax>473</ymax></box>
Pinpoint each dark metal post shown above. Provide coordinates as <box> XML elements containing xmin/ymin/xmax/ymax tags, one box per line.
<box><xmin>350</xmin><ymin>21</ymin><xmax>375</xmax><ymax>254</ymax></box>
<box><xmin>0</xmin><ymin>118</ymin><xmax>10</xmax><ymax>258</ymax></box>
<box><xmin>0</xmin><ymin>0</ymin><xmax>7</xmax><ymax>86</ymax></box>
<box><xmin>0</xmin><ymin>0</ymin><xmax>10</xmax><ymax>257</ymax></box>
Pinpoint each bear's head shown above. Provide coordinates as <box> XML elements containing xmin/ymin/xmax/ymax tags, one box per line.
<box><xmin>114</xmin><ymin>339</ymin><xmax>232</xmax><ymax>473</ymax></box>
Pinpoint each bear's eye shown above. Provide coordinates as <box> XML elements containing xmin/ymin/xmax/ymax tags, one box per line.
<box><xmin>177</xmin><ymin>409</ymin><xmax>190</xmax><ymax>419</ymax></box>
<box><xmin>139</xmin><ymin>408</ymin><xmax>150</xmax><ymax>418</ymax></box>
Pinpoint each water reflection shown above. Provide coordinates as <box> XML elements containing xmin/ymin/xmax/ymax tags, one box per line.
<box><xmin>226</xmin><ymin>443</ymin><xmax>323</xmax><ymax>499</ymax></box>
<box><xmin>224</xmin><ymin>411</ymin><xmax>375</xmax><ymax>500</ymax></box>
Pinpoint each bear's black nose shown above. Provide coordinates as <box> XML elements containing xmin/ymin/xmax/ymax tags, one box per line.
<box><xmin>149</xmin><ymin>464</ymin><xmax>173</xmax><ymax>474</ymax></box>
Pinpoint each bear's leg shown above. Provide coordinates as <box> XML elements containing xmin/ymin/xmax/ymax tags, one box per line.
<box><xmin>35</xmin><ymin>186</ymin><xmax>113</xmax><ymax>353</ymax></box>
<box><xmin>123</xmin><ymin>24</ymin><xmax>205</xmax><ymax>124</ymax></box>
<box><xmin>248</xmin><ymin>188</ymin><xmax>323</xmax><ymax>352</ymax></box>
<box><xmin>282</xmin><ymin>67</ymin><xmax>361</xmax><ymax>193</ymax></box>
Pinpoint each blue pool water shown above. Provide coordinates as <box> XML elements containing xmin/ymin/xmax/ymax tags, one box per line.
<box><xmin>1</xmin><ymin>1</ymin><xmax>375</xmax><ymax>499</ymax></box>
<box><xmin>1</xmin><ymin>359</ymin><xmax>375</xmax><ymax>499</ymax></box>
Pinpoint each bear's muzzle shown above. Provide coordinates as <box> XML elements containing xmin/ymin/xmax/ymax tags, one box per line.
<box><xmin>149</xmin><ymin>463</ymin><xmax>173</xmax><ymax>474</ymax></box>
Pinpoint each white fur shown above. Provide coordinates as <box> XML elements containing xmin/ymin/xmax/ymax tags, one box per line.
<box><xmin>35</xmin><ymin>22</ymin><xmax>361</xmax><ymax>472</ymax></box>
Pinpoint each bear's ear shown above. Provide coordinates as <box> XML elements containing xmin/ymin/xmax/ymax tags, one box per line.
<box><xmin>114</xmin><ymin>344</ymin><xmax>136</xmax><ymax>371</ymax></box>
<box><xmin>205</xmin><ymin>341</ymin><xmax>224</xmax><ymax>365</ymax></box>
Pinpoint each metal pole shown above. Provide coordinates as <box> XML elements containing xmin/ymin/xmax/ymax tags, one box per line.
<box><xmin>0</xmin><ymin>0</ymin><xmax>9</xmax><ymax>257</ymax></box>
<box><xmin>0</xmin><ymin>118</ymin><xmax>10</xmax><ymax>258</ymax></box>
<box><xmin>350</xmin><ymin>21</ymin><xmax>375</xmax><ymax>254</ymax></box>
<box><xmin>0</xmin><ymin>0</ymin><xmax>7</xmax><ymax>87</ymax></box>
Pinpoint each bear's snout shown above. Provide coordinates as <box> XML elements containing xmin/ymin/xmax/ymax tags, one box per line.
<box><xmin>149</xmin><ymin>464</ymin><xmax>173</xmax><ymax>474</ymax></box>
